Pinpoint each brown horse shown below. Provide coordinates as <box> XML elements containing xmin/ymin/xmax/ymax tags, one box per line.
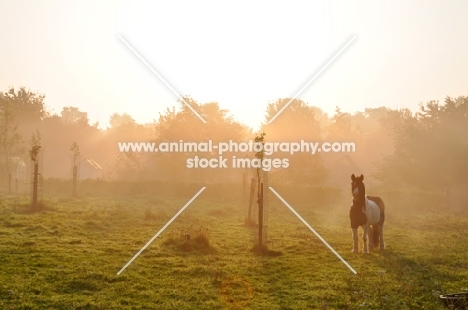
<box><xmin>350</xmin><ymin>174</ymin><xmax>385</xmax><ymax>253</ymax></box>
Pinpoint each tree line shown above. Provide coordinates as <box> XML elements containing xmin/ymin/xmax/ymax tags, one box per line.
<box><xmin>1</xmin><ymin>86</ymin><xmax>467</xmax><ymax>193</ymax></box>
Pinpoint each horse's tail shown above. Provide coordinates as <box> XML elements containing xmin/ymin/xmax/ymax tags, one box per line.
<box><xmin>367</xmin><ymin>196</ymin><xmax>385</xmax><ymax>250</ymax></box>
<box><xmin>371</xmin><ymin>224</ymin><xmax>380</xmax><ymax>248</ymax></box>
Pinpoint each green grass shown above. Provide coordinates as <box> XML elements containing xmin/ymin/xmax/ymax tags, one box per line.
<box><xmin>1</xmin><ymin>194</ymin><xmax>468</xmax><ymax>309</ymax></box>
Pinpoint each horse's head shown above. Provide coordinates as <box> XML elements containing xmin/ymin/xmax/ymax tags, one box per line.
<box><xmin>351</xmin><ymin>174</ymin><xmax>365</xmax><ymax>201</ymax></box>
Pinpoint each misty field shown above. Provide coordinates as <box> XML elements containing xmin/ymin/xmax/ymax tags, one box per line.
<box><xmin>1</xmin><ymin>193</ymin><xmax>468</xmax><ymax>310</ymax></box>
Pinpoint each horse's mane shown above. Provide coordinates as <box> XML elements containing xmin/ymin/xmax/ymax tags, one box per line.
<box><xmin>350</xmin><ymin>175</ymin><xmax>367</xmax><ymax>228</ymax></box>
<box><xmin>351</xmin><ymin>175</ymin><xmax>366</xmax><ymax>210</ymax></box>
<box><xmin>357</xmin><ymin>181</ymin><xmax>365</xmax><ymax>202</ymax></box>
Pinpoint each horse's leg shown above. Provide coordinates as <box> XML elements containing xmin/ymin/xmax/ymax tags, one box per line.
<box><xmin>369</xmin><ymin>224</ymin><xmax>381</xmax><ymax>251</ymax></box>
<box><xmin>352</xmin><ymin>228</ymin><xmax>359</xmax><ymax>253</ymax></box>
<box><xmin>373</xmin><ymin>224</ymin><xmax>380</xmax><ymax>249</ymax></box>
<box><xmin>369</xmin><ymin>225</ymin><xmax>375</xmax><ymax>251</ymax></box>
<box><xmin>363</xmin><ymin>224</ymin><xmax>369</xmax><ymax>253</ymax></box>
<box><xmin>380</xmin><ymin>224</ymin><xmax>385</xmax><ymax>250</ymax></box>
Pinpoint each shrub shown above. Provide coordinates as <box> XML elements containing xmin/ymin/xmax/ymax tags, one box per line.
<box><xmin>161</xmin><ymin>225</ymin><xmax>214</xmax><ymax>254</ymax></box>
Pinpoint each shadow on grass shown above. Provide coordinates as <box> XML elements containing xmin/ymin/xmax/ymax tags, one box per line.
<box><xmin>9</xmin><ymin>200</ymin><xmax>55</xmax><ymax>214</ymax></box>
<box><xmin>251</xmin><ymin>244</ymin><xmax>283</xmax><ymax>257</ymax></box>
<box><xmin>162</xmin><ymin>234</ymin><xmax>216</xmax><ymax>254</ymax></box>
<box><xmin>376</xmin><ymin>248</ymin><xmax>464</xmax><ymax>285</ymax></box>
<box><xmin>343</xmin><ymin>248</ymin><xmax>463</xmax><ymax>308</ymax></box>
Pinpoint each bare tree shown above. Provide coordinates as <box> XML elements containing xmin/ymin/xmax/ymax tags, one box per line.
<box><xmin>29</xmin><ymin>130</ymin><xmax>41</xmax><ymax>211</ymax></box>
<box><xmin>70</xmin><ymin>141</ymin><xmax>80</xmax><ymax>197</ymax></box>
<box><xmin>255</xmin><ymin>132</ymin><xmax>266</xmax><ymax>252</ymax></box>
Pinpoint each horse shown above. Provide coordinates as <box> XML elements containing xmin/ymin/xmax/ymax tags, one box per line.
<box><xmin>349</xmin><ymin>174</ymin><xmax>385</xmax><ymax>253</ymax></box>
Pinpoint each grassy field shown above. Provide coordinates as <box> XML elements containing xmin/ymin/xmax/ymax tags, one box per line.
<box><xmin>1</xmin><ymin>191</ymin><xmax>468</xmax><ymax>309</ymax></box>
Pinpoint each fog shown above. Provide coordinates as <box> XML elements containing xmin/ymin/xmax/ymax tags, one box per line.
<box><xmin>1</xmin><ymin>87</ymin><xmax>467</xmax><ymax>210</ymax></box>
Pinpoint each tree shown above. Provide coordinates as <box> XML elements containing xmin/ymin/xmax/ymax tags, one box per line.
<box><xmin>1</xmin><ymin>87</ymin><xmax>47</xmax><ymax>141</ymax></box>
<box><xmin>70</xmin><ymin>142</ymin><xmax>81</xmax><ymax>197</ymax></box>
<box><xmin>328</xmin><ymin>107</ymin><xmax>399</xmax><ymax>186</ymax></box>
<box><xmin>254</xmin><ymin>131</ymin><xmax>266</xmax><ymax>251</ymax></box>
<box><xmin>374</xmin><ymin>96</ymin><xmax>468</xmax><ymax>190</ymax></box>
<box><xmin>106</xmin><ymin>112</ymin><xmax>154</xmax><ymax>181</ymax></box>
<box><xmin>111</xmin><ymin>152</ymin><xmax>143</xmax><ymax>181</ymax></box>
<box><xmin>1</xmin><ymin>87</ymin><xmax>46</xmax><ymax>124</ymax></box>
<box><xmin>61</xmin><ymin>106</ymin><xmax>88</xmax><ymax>125</ymax></box>
<box><xmin>264</xmin><ymin>98</ymin><xmax>322</xmax><ymax>140</ymax></box>
<box><xmin>0</xmin><ymin>87</ymin><xmax>49</xmax><ymax>190</ymax></box>
<box><xmin>151</xmin><ymin>97</ymin><xmax>248</xmax><ymax>182</ymax></box>
<box><xmin>29</xmin><ymin>130</ymin><xmax>41</xmax><ymax>211</ymax></box>
<box><xmin>326</xmin><ymin>106</ymin><xmax>352</xmax><ymax>140</ymax></box>
<box><xmin>0</xmin><ymin>91</ymin><xmax>23</xmax><ymax>189</ymax></box>
<box><xmin>262</xmin><ymin>98</ymin><xmax>327</xmax><ymax>185</ymax></box>
<box><xmin>109</xmin><ymin>113</ymin><xmax>137</xmax><ymax>128</ymax></box>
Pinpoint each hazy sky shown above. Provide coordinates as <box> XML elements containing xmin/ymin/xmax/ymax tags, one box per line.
<box><xmin>1</xmin><ymin>1</ymin><xmax>467</xmax><ymax>130</ymax></box>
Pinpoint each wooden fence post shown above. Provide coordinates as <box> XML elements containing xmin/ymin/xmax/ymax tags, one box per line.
<box><xmin>258</xmin><ymin>182</ymin><xmax>264</xmax><ymax>251</ymax></box>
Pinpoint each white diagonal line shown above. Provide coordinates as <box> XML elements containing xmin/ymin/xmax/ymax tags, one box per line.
<box><xmin>267</xmin><ymin>36</ymin><xmax>356</xmax><ymax>124</ymax></box>
<box><xmin>269</xmin><ymin>187</ymin><xmax>357</xmax><ymax>275</ymax></box>
<box><xmin>117</xmin><ymin>187</ymin><xmax>206</xmax><ymax>275</ymax></box>
<box><xmin>118</xmin><ymin>35</ymin><xmax>207</xmax><ymax>124</ymax></box>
